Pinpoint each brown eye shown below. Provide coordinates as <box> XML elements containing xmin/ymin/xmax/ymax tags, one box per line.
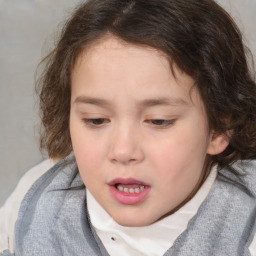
<box><xmin>149</xmin><ymin>119</ymin><xmax>175</xmax><ymax>127</ymax></box>
<box><xmin>82</xmin><ymin>118</ymin><xmax>109</xmax><ymax>126</ymax></box>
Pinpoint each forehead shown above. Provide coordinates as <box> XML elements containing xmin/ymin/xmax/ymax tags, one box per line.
<box><xmin>74</xmin><ymin>35</ymin><xmax>171</xmax><ymax>74</ymax></box>
<box><xmin>71</xmin><ymin>35</ymin><xmax>202</xmax><ymax>108</ymax></box>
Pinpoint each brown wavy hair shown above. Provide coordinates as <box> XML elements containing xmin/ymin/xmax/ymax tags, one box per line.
<box><xmin>37</xmin><ymin>0</ymin><xmax>256</xmax><ymax>168</ymax></box>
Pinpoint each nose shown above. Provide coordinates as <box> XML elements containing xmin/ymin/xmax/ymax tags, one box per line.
<box><xmin>109</xmin><ymin>124</ymin><xmax>144</xmax><ymax>165</ymax></box>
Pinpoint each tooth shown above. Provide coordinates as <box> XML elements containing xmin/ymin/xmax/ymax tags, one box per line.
<box><xmin>117</xmin><ymin>185</ymin><xmax>146</xmax><ymax>193</ymax></box>
<box><xmin>117</xmin><ymin>185</ymin><xmax>124</xmax><ymax>192</ymax></box>
<box><xmin>129</xmin><ymin>188</ymin><xmax>135</xmax><ymax>193</ymax></box>
<box><xmin>135</xmin><ymin>188</ymin><xmax>140</xmax><ymax>193</ymax></box>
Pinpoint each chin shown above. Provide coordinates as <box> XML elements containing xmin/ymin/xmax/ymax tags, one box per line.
<box><xmin>111</xmin><ymin>212</ymin><xmax>156</xmax><ymax>227</ymax></box>
<box><xmin>116</xmin><ymin>219</ymin><xmax>153</xmax><ymax>227</ymax></box>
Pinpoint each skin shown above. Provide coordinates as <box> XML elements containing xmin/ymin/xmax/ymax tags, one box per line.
<box><xmin>70</xmin><ymin>35</ymin><xmax>228</xmax><ymax>227</ymax></box>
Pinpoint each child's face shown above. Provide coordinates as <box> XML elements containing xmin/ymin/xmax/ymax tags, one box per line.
<box><xmin>70</xmin><ymin>36</ymin><xmax>227</xmax><ymax>227</ymax></box>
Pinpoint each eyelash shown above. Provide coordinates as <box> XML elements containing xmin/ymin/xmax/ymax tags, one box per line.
<box><xmin>82</xmin><ymin>118</ymin><xmax>176</xmax><ymax>128</ymax></box>
<box><xmin>82</xmin><ymin>118</ymin><xmax>110</xmax><ymax>127</ymax></box>
<box><xmin>146</xmin><ymin>119</ymin><xmax>176</xmax><ymax>128</ymax></box>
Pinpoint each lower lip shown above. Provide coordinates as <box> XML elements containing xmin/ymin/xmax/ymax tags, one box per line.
<box><xmin>109</xmin><ymin>186</ymin><xmax>151</xmax><ymax>205</ymax></box>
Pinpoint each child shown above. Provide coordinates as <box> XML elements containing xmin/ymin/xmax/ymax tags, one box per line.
<box><xmin>1</xmin><ymin>0</ymin><xmax>256</xmax><ymax>255</ymax></box>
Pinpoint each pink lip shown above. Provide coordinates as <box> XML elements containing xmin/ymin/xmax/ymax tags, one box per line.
<box><xmin>108</xmin><ymin>178</ymin><xmax>151</xmax><ymax>205</ymax></box>
<box><xmin>108</xmin><ymin>178</ymin><xmax>149</xmax><ymax>186</ymax></box>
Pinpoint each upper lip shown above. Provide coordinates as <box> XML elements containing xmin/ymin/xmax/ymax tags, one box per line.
<box><xmin>107</xmin><ymin>178</ymin><xmax>149</xmax><ymax>186</ymax></box>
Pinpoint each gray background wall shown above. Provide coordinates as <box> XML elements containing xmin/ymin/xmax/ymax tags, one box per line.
<box><xmin>0</xmin><ymin>0</ymin><xmax>255</xmax><ymax>207</ymax></box>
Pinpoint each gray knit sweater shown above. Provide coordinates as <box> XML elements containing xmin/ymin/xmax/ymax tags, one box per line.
<box><xmin>3</xmin><ymin>153</ymin><xmax>256</xmax><ymax>256</ymax></box>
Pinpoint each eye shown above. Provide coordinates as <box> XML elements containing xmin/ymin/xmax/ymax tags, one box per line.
<box><xmin>82</xmin><ymin>118</ymin><xmax>110</xmax><ymax>127</ymax></box>
<box><xmin>147</xmin><ymin>119</ymin><xmax>175</xmax><ymax>128</ymax></box>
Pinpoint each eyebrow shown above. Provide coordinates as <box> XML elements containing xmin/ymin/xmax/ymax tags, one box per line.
<box><xmin>138</xmin><ymin>97</ymin><xmax>189</xmax><ymax>107</ymax></box>
<box><xmin>73</xmin><ymin>96</ymin><xmax>189</xmax><ymax>108</ymax></box>
<box><xmin>74</xmin><ymin>96</ymin><xmax>111</xmax><ymax>107</ymax></box>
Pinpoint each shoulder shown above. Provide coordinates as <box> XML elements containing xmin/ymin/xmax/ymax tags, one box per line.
<box><xmin>218</xmin><ymin>159</ymin><xmax>256</xmax><ymax>255</ymax></box>
<box><xmin>230</xmin><ymin>159</ymin><xmax>256</xmax><ymax>196</ymax></box>
<box><xmin>0</xmin><ymin>159</ymin><xmax>56</xmax><ymax>254</ymax></box>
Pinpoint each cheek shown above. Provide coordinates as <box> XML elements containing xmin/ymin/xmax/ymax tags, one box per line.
<box><xmin>71</xmin><ymin>133</ymin><xmax>104</xmax><ymax>189</ymax></box>
<box><xmin>70</xmin><ymin>117</ymin><xmax>104</xmax><ymax>172</ymax></box>
<box><xmin>148</xmin><ymin>126</ymin><xmax>209</xmax><ymax>180</ymax></box>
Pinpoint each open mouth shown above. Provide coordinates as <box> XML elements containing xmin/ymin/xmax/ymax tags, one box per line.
<box><xmin>108</xmin><ymin>178</ymin><xmax>150</xmax><ymax>205</ymax></box>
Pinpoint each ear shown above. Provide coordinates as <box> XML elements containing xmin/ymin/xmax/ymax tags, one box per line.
<box><xmin>207</xmin><ymin>131</ymin><xmax>229</xmax><ymax>155</ymax></box>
